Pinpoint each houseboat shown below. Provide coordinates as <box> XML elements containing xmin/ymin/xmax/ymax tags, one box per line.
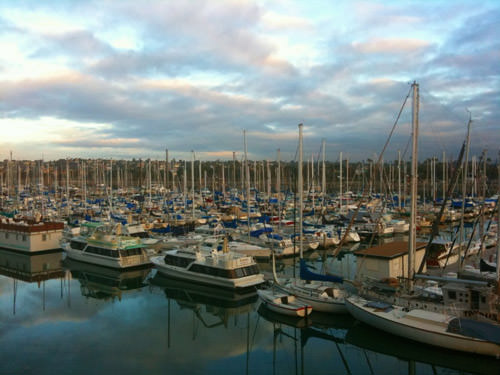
<box><xmin>0</xmin><ymin>215</ymin><xmax>64</xmax><ymax>253</ymax></box>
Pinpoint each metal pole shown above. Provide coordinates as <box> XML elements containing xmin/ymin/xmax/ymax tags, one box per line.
<box><xmin>408</xmin><ymin>82</ymin><xmax>419</xmax><ymax>288</ymax></box>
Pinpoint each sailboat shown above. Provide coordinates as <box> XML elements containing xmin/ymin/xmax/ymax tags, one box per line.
<box><xmin>345</xmin><ymin>82</ymin><xmax>500</xmax><ymax>357</ymax></box>
<box><xmin>275</xmin><ymin>124</ymin><xmax>348</xmax><ymax>314</ymax></box>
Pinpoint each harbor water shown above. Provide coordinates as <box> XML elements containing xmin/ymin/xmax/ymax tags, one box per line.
<box><xmin>0</xmin><ymin>242</ymin><xmax>497</xmax><ymax>375</ymax></box>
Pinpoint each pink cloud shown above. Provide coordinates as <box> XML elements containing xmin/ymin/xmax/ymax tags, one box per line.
<box><xmin>352</xmin><ymin>38</ymin><xmax>430</xmax><ymax>54</ymax></box>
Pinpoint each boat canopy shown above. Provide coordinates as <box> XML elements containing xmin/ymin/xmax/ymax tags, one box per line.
<box><xmin>250</xmin><ymin>227</ymin><xmax>273</xmax><ymax>237</ymax></box>
<box><xmin>299</xmin><ymin>259</ymin><xmax>343</xmax><ymax>283</ymax></box>
<box><xmin>447</xmin><ymin>318</ymin><xmax>500</xmax><ymax>345</ymax></box>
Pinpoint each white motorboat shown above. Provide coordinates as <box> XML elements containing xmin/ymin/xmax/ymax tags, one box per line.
<box><xmin>257</xmin><ymin>288</ymin><xmax>312</xmax><ymax>317</ymax></box>
<box><xmin>62</xmin><ymin>229</ymin><xmax>151</xmax><ymax>269</ymax></box>
<box><xmin>276</xmin><ymin>279</ymin><xmax>347</xmax><ymax>314</ymax></box>
<box><xmin>151</xmin><ymin>238</ymin><xmax>265</xmax><ymax>290</ymax></box>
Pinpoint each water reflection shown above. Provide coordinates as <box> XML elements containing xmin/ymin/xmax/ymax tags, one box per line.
<box><xmin>0</xmin><ymin>250</ymin><xmax>495</xmax><ymax>374</ymax></box>
<box><xmin>0</xmin><ymin>249</ymin><xmax>65</xmax><ymax>283</ymax></box>
<box><xmin>150</xmin><ymin>272</ymin><xmax>258</xmax><ymax>310</ymax></box>
<box><xmin>0</xmin><ymin>249</ymin><xmax>64</xmax><ymax>314</ymax></box>
<box><xmin>346</xmin><ymin>322</ymin><xmax>499</xmax><ymax>375</ymax></box>
<box><xmin>64</xmin><ymin>258</ymin><xmax>152</xmax><ymax>301</ymax></box>
<box><xmin>254</xmin><ymin>306</ymin><xmax>495</xmax><ymax>375</ymax></box>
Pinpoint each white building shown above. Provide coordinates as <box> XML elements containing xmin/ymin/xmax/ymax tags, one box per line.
<box><xmin>354</xmin><ymin>241</ymin><xmax>427</xmax><ymax>281</ymax></box>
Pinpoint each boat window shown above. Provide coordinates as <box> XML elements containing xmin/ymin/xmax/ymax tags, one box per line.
<box><xmin>42</xmin><ymin>234</ymin><xmax>47</xmax><ymax>241</ymax></box>
<box><xmin>164</xmin><ymin>254</ymin><xmax>192</xmax><ymax>268</ymax></box>
<box><xmin>235</xmin><ymin>265</ymin><xmax>260</xmax><ymax>278</ymax></box>
<box><xmin>70</xmin><ymin>240</ymin><xmax>86</xmax><ymax>250</ymax></box>
<box><xmin>86</xmin><ymin>246</ymin><xmax>119</xmax><ymax>258</ymax></box>
<box><xmin>234</xmin><ymin>268</ymin><xmax>245</xmax><ymax>278</ymax></box>
<box><xmin>119</xmin><ymin>248</ymin><xmax>143</xmax><ymax>257</ymax></box>
<box><xmin>448</xmin><ymin>290</ymin><xmax>457</xmax><ymax>300</ymax></box>
<box><xmin>189</xmin><ymin>264</ymin><xmax>233</xmax><ymax>278</ymax></box>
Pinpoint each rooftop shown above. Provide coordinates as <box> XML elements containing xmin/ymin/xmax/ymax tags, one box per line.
<box><xmin>354</xmin><ymin>241</ymin><xmax>427</xmax><ymax>259</ymax></box>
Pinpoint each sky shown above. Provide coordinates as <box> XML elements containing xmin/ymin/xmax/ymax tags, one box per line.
<box><xmin>0</xmin><ymin>0</ymin><xmax>498</xmax><ymax>162</ymax></box>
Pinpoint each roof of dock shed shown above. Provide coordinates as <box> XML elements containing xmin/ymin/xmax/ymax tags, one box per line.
<box><xmin>354</xmin><ymin>241</ymin><xmax>427</xmax><ymax>259</ymax></box>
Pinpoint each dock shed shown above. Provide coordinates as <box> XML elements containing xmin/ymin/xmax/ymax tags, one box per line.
<box><xmin>354</xmin><ymin>241</ymin><xmax>427</xmax><ymax>281</ymax></box>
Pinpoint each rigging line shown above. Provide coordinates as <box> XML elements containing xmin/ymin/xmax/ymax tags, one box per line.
<box><xmin>332</xmin><ymin>84</ymin><xmax>413</xmax><ymax>256</ymax></box>
<box><xmin>378</xmin><ymin>85</ymin><xmax>412</xmax><ymax>163</ymax></box>
<box><xmin>401</xmin><ymin>134</ymin><xmax>412</xmax><ymax>161</ymax></box>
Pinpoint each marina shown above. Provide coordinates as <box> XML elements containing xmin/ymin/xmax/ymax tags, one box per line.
<box><xmin>1</xmin><ymin>1</ymin><xmax>500</xmax><ymax>372</ymax></box>
<box><xmin>1</xmin><ymin>102</ymin><xmax>499</xmax><ymax>372</ymax></box>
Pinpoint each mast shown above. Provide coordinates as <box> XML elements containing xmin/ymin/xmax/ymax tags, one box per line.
<box><xmin>266</xmin><ymin>160</ymin><xmax>271</xmax><ymax>199</ymax></box>
<box><xmin>298</xmin><ymin>123</ymin><xmax>304</xmax><ymax>258</ymax></box>
<box><xmin>311</xmin><ymin>154</ymin><xmax>315</xmax><ymax>211</ymax></box>
<box><xmin>408</xmin><ymin>81</ymin><xmax>419</xmax><ymax>288</ymax></box>
<box><xmin>148</xmin><ymin>159</ymin><xmax>152</xmax><ymax>207</ymax></box>
<box><xmin>339</xmin><ymin>151</ymin><xmax>343</xmax><ymax>210</ymax></box>
<box><xmin>165</xmin><ymin>149</ymin><xmax>169</xmax><ymax>192</ymax></box>
<box><xmin>191</xmin><ymin>151</ymin><xmax>195</xmax><ymax>220</ymax></box>
<box><xmin>222</xmin><ymin>161</ymin><xmax>225</xmax><ymax>197</ymax></box>
<box><xmin>346</xmin><ymin>157</ymin><xmax>349</xmax><ymax>194</ymax></box>
<box><xmin>183</xmin><ymin>160</ymin><xmax>187</xmax><ymax>214</ymax></box>
<box><xmin>244</xmin><ymin>130</ymin><xmax>251</xmax><ymax>239</ymax></box>
<box><xmin>199</xmin><ymin>159</ymin><xmax>202</xmax><ymax>194</ymax></box>
<box><xmin>321</xmin><ymin>139</ymin><xmax>326</xmax><ymax>202</ymax></box>
<box><xmin>277</xmin><ymin>149</ymin><xmax>281</xmax><ymax>231</ymax></box>
<box><xmin>398</xmin><ymin>149</ymin><xmax>401</xmax><ymax>210</ymax></box>
<box><xmin>458</xmin><ymin>114</ymin><xmax>472</xmax><ymax>270</ymax></box>
<box><xmin>66</xmin><ymin>159</ymin><xmax>70</xmax><ymax>216</ymax></box>
<box><xmin>109</xmin><ymin>159</ymin><xmax>113</xmax><ymax>213</ymax></box>
<box><xmin>232</xmin><ymin>152</ymin><xmax>236</xmax><ymax>191</ymax></box>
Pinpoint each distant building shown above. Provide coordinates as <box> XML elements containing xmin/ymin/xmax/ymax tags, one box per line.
<box><xmin>354</xmin><ymin>241</ymin><xmax>427</xmax><ymax>281</ymax></box>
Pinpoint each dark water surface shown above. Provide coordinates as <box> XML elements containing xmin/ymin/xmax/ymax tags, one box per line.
<box><xmin>0</xmin><ymin>249</ymin><xmax>497</xmax><ymax>375</ymax></box>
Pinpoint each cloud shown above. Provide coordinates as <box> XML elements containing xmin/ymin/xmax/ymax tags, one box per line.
<box><xmin>0</xmin><ymin>0</ymin><xmax>498</xmax><ymax>161</ymax></box>
<box><xmin>261</xmin><ymin>11</ymin><xmax>313</xmax><ymax>30</ymax></box>
<box><xmin>352</xmin><ymin>38</ymin><xmax>430</xmax><ymax>54</ymax></box>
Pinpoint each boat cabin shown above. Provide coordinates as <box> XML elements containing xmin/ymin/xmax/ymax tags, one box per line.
<box><xmin>354</xmin><ymin>241</ymin><xmax>427</xmax><ymax>281</ymax></box>
<box><xmin>441</xmin><ymin>282</ymin><xmax>499</xmax><ymax>321</ymax></box>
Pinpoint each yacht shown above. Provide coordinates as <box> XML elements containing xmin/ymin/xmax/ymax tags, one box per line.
<box><xmin>150</xmin><ymin>238</ymin><xmax>265</xmax><ymax>291</ymax></box>
<box><xmin>62</xmin><ymin>229</ymin><xmax>151</xmax><ymax>269</ymax></box>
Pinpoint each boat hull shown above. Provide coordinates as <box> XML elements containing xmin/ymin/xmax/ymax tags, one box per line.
<box><xmin>276</xmin><ymin>283</ymin><xmax>347</xmax><ymax>314</ymax></box>
<box><xmin>151</xmin><ymin>256</ymin><xmax>265</xmax><ymax>291</ymax></box>
<box><xmin>345</xmin><ymin>296</ymin><xmax>500</xmax><ymax>357</ymax></box>
<box><xmin>65</xmin><ymin>247</ymin><xmax>150</xmax><ymax>269</ymax></box>
<box><xmin>258</xmin><ymin>289</ymin><xmax>312</xmax><ymax>317</ymax></box>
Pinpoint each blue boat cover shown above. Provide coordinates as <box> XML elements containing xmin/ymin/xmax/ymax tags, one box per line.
<box><xmin>299</xmin><ymin>259</ymin><xmax>343</xmax><ymax>283</ymax></box>
<box><xmin>267</xmin><ymin>233</ymin><xmax>283</xmax><ymax>240</ymax></box>
<box><xmin>250</xmin><ymin>227</ymin><xmax>273</xmax><ymax>237</ymax></box>
<box><xmin>447</xmin><ymin>318</ymin><xmax>500</xmax><ymax>344</ymax></box>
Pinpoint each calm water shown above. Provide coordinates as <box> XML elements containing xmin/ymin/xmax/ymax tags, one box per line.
<box><xmin>0</xmin><ymin>248</ymin><xmax>497</xmax><ymax>375</ymax></box>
